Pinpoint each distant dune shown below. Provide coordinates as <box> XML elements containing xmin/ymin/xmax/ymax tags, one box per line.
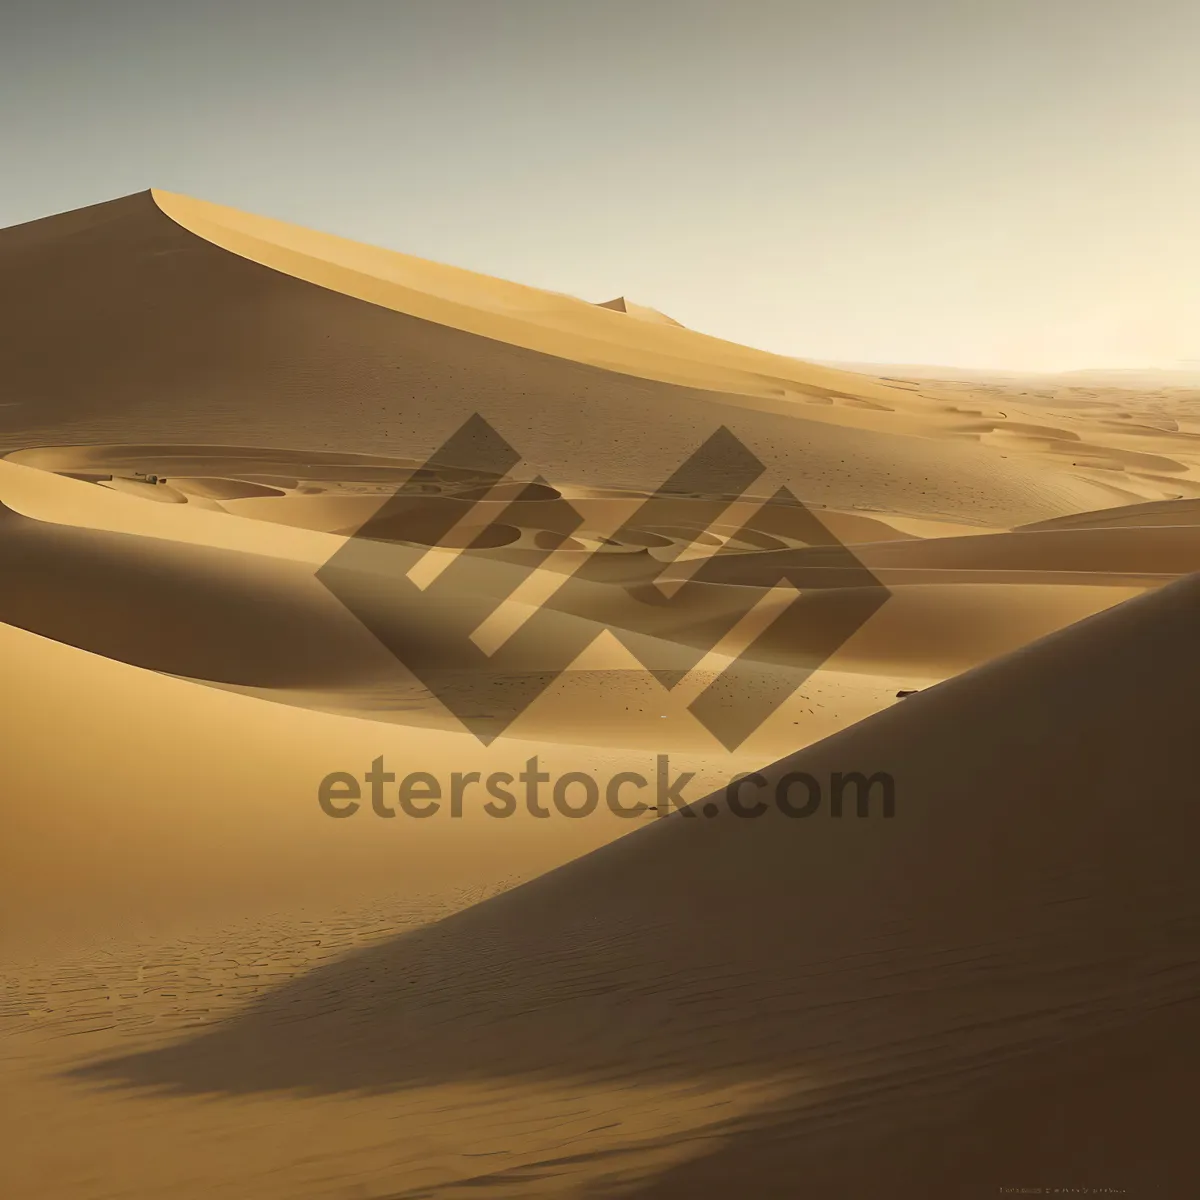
<box><xmin>823</xmin><ymin>360</ymin><xmax>1200</xmax><ymax>389</ymax></box>
<box><xmin>595</xmin><ymin>295</ymin><xmax>685</xmax><ymax>326</ymax></box>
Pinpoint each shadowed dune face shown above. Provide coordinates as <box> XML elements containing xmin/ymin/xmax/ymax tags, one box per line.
<box><xmin>75</xmin><ymin>575</ymin><xmax>1200</xmax><ymax>1195</ymax></box>
<box><xmin>0</xmin><ymin>498</ymin><xmax>398</xmax><ymax>687</ymax></box>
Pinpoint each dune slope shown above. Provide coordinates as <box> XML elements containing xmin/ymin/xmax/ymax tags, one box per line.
<box><xmin>78</xmin><ymin>572</ymin><xmax>1200</xmax><ymax>1197</ymax></box>
<box><xmin>0</xmin><ymin>191</ymin><xmax>1120</xmax><ymax>525</ymax></box>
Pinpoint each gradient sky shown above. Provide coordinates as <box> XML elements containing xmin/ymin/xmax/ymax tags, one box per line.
<box><xmin>3</xmin><ymin>0</ymin><xmax>1198</xmax><ymax>371</ymax></box>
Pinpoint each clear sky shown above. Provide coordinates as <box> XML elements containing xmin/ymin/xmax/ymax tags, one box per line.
<box><xmin>3</xmin><ymin>0</ymin><xmax>1197</xmax><ymax>371</ymax></box>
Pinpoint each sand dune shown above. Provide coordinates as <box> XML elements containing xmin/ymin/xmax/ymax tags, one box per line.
<box><xmin>0</xmin><ymin>191</ymin><xmax>1141</xmax><ymax>524</ymax></box>
<box><xmin>2</xmin><ymin>190</ymin><xmax>1196</xmax><ymax>1198</ymax></box>
<box><xmin>702</xmin><ymin>523</ymin><xmax>1200</xmax><ymax>580</ymax></box>
<box><xmin>16</xmin><ymin>572</ymin><xmax>1196</xmax><ymax>1198</ymax></box>
<box><xmin>595</xmin><ymin>295</ymin><xmax>685</xmax><ymax>326</ymax></box>
<box><xmin>0</xmin><ymin>455</ymin><xmax>1155</xmax><ymax>734</ymax></box>
<box><xmin>1019</xmin><ymin>493</ymin><xmax>1200</xmax><ymax>531</ymax></box>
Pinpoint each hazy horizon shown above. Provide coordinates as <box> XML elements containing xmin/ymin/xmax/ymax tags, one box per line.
<box><xmin>3</xmin><ymin>0</ymin><xmax>1197</xmax><ymax>373</ymax></box>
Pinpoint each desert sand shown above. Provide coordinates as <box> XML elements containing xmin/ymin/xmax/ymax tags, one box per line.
<box><xmin>2</xmin><ymin>191</ymin><xmax>1197</xmax><ymax>1198</ymax></box>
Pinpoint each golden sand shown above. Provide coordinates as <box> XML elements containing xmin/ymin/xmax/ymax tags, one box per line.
<box><xmin>2</xmin><ymin>191</ymin><xmax>1197</xmax><ymax>1198</ymax></box>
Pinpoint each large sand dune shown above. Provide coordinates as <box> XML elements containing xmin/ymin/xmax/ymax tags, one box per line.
<box><xmin>60</xmin><ymin>573</ymin><xmax>1200</xmax><ymax>1197</ymax></box>
<box><xmin>2</xmin><ymin>191</ymin><xmax>1196</xmax><ymax>1198</ymax></box>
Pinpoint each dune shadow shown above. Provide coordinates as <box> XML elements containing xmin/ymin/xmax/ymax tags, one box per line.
<box><xmin>66</xmin><ymin>578</ymin><xmax>1200</xmax><ymax>1199</ymax></box>
<box><xmin>0</xmin><ymin>500</ymin><xmax>392</xmax><ymax>687</ymax></box>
